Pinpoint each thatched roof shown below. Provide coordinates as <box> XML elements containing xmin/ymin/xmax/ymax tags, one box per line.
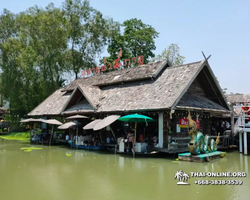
<box><xmin>226</xmin><ymin>94</ymin><xmax>250</xmax><ymax>104</ymax></box>
<box><xmin>28</xmin><ymin>59</ymin><xmax>230</xmax><ymax>116</ymax></box>
<box><xmin>28</xmin><ymin>88</ymin><xmax>71</xmax><ymax>116</ymax></box>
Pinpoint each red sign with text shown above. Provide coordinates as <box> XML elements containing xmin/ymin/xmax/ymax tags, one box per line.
<box><xmin>179</xmin><ymin>118</ymin><xmax>200</xmax><ymax>129</ymax></box>
<box><xmin>81</xmin><ymin>49</ymin><xmax>144</xmax><ymax>77</ymax></box>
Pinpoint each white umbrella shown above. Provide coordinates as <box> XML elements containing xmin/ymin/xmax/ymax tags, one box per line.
<box><xmin>93</xmin><ymin>115</ymin><xmax>121</xmax><ymax>131</ymax></box>
<box><xmin>83</xmin><ymin>119</ymin><xmax>102</xmax><ymax>130</ymax></box>
<box><xmin>65</xmin><ymin>115</ymin><xmax>88</xmax><ymax>148</ymax></box>
<box><xmin>42</xmin><ymin>119</ymin><xmax>63</xmax><ymax>145</ymax></box>
<box><xmin>20</xmin><ymin>118</ymin><xmax>45</xmax><ymax>123</ymax></box>
<box><xmin>58</xmin><ymin>122</ymin><xmax>77</xmax><ymax>130</ymax></box>
<box><xmin>20</xmin><ymin>118</ymin><xmax>35</xmax><ymax>123</ymax></box>
<box><xmin>20</xmin><ymin>118</ymin><xmax>46</xmax><ymax>136</ymax></box>
<box><xmin>93</xmin><ymin>115</ymin><xmax>121</xmax><ymax>143</ymax></box>
<box><xmin>66</xmin><ymin>115</ymin><xmax>89</xmax><ymax>120</ymax></box>
<box><xmin>43</xmin><ymin>119</ymin><xmax>62</xmax><ymax>125</ymax></box>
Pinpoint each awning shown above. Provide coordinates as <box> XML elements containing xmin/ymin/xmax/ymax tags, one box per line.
<box><xmin>58</xmin><ymin>122</ymin><xmax>77</xmax><ymax>130</ymax></box>
<box><xmin>93</xmin><ymin>115</ymin><xmax>120</xmax><ymax>131</ymax></box>
<box><xmin>83</xmin><ymin>119</ymin><xmax>102</xmax><ymax>130</ymax></box>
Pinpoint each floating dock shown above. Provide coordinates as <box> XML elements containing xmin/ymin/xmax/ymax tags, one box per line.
<box><xmin>178</xmin><ymin>151</ymin><xmax>226</xmax><ymax>162</ymax></box>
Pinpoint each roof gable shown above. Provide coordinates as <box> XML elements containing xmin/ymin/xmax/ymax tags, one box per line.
<box><xmin>61</xmin><ymin>87</ymin><xmax>95</xmax><ymax>114</ymax></box>
<box><xmin>172</xmin><ymin>60</ymin><xmax>231</xmax><ymax>111</ymax></box>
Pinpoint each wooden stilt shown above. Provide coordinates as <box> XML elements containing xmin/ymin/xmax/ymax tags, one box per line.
<box><xmin>244</xmin><ymin>131</ymin><xmax>247</xmax><ymax>155</ymax></box>
<box><xmin>239</xmin><ymin>132</ymin><xmax>243</xmax><ymax>153</ymax></box>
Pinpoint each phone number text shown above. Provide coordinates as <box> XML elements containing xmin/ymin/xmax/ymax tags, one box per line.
<box><xmin>194</xmin><ymin>180</ymin><xmax>243</xmax><ymax>185</ymax></box>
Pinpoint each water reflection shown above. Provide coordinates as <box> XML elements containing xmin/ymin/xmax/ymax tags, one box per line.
<box><xmin>0</xmin><ymin>140</ymin><xmax>250</xmax><ymax>200</ymax></box>
<box><xmin>244</xmin><ymin>155</ymin><xmax>249</xmax><ymax>174</ymax></box>
<box><xmin>119</xmin><ymin>156</ymin><xmax>124</xmax><ymax>168</ymax></box>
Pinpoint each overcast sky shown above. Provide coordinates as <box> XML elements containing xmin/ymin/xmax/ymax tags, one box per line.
<box><xmin>1</xmin><ymin>0</ymin><xmax>249</xmax><ymax>94</ymax></box>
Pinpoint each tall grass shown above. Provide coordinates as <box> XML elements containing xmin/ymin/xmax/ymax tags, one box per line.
<box><xmin>0</xmin><ymin>131</ymin><xmax>31</xmax><ymax>141</ymax></box>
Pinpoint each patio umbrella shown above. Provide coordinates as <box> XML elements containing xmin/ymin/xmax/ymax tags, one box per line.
<box><xmin>65</xmin><ymin>115</ymin><xmax>88</xmax><ymax>148</ymax></box>
<box><xmin>44</xmin><ymin>119</ymin><xmax>63</xmax><ymax>125</ymax></box>
<box><xmin>66</xmin><ymin>115</ymin><xmax>89</xmax><ymax>120</ymax></box>
<box><xmin>20</xmin><ymin>118</ymin><xmax>46</xmax><ymax>135</ymax></box>
<box><xmin>58</xmin><ymin>122</ymin><xmax>77</xmax><ymax>130</ymax></box>
<box><xmin>20</xmin><ymin>118</ymin><xmax>46</xmax><ymax>123</ymax></box>
<box><xmin>118</xmin><ymin>114</ymin><xmax>155</xmax><ymax>157</ymax></box>
<box><xmin>83</xmin><ymin>119</ymin><xmax>102</xmax><ymax>130</ymax></box>
<box><xmin>20</xmin><ymin>118</ymin><xmax>35</xmax><ymax>123</ymax></box>
<box><xmin>42</xmin><ymin>119</ymin><xmax>63</xmax><ymax>145</ymax></box>
<box><xmin>93</xmin><ymin>115</ymin><xmax>121</xmax><ymax>141</ymax></box>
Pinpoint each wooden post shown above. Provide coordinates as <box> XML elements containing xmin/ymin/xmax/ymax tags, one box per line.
<box><xmin>239</xmin><ymin>132</ymin><xmax>243</xmax><ymax>153</ymax></box>
<box><xmin>244</xmin><ymin>131</ymin><xmax>248</xmax><ymax>155</ymax></box>
<box><xmin>76</xmin><ymin>127</ymin><xmax>78</xmax><ymax>149</ymax></box>
<box><xmin>158</xmin><ymin>112</ymin><xmax>164</xmax><ymax>148</ymax></box>
<box><xmin>163</xmin><ymin>112</ymin><xmax>169</xmax><ymax>148</ymax></box>
<box><xmin>230</xmin><ymin>111</ymin><xmax>235</xmax><ymax>145</ymax></box>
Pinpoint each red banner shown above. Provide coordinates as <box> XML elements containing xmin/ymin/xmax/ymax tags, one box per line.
<box><xmin>179</xmin><ymin>118</ymin><xmax>200</xmax><ymax>129</ymax></box>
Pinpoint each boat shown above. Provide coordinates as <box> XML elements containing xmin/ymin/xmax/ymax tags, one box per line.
<box><xmin>68</xmin><ymin>140</ymin><xmax>105</xmax><ymax>150</ymax></box>
<box><xmin>107</xmin><ymin>147</ymin><xmax>160</xmax><ymax>157</ymax></box>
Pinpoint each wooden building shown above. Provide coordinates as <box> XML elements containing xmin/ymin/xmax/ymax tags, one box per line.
<box><xmin>28</xmin><ymin>59</ymin><xmax>231</xmax><ymax>153</ymax></box>
<box><xmin>226</xmin><ymin>94</ymin><xmax>250</xmax><ymax>155</ymax></box>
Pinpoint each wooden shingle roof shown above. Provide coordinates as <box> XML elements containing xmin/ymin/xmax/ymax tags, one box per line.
<box><xmin>226</xmin><ymin>94</ymin><xmax>250</xmax><ymax>104</ymax></box>
<box><xmin>28</xmin><ymin>59</ymin><xmax>230</xmax><ymax>116</ymax></box>
<box><xmin>28</xmin><ymin>88</ymin><xmax>71</xmax><ymax>116</ymax></box>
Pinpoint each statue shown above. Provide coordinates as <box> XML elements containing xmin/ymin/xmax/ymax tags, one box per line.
<box><xmin>188</xmin><ymin>110</ymin><xmax>220</xmax><ymax>155</ymax></box>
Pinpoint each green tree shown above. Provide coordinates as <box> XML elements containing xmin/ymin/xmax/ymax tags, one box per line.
<box><xmin>152</xmin><ymin>43</ymin><xmax>185</xmax><ymax>66</ymax></box>
<box><xmin>102</xmin><ymin>18</ymin><xmax>159</xmax><ymax>70</ymax></box>
<box><xmin>63</xmin><ymin>0</ymin><xmax>119</xmax><ymax>78</ymax></box>
<box><xmin>0</xmin><ymin>5</ymin><xmax>68</xmax><ymax>120</ymax></box>
<box><xmin>0</xmin><ymin>0</ymin><xmax>120</xmax><ymax>123</ymax></box>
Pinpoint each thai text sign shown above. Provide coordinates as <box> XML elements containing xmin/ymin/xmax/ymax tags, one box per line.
<box><xmin>81</xmin><ymin>49</ymin><xmax>144</xmax><ymax>78</ymax></box>
<box><xmin>179</xmin><ymin>118</ymin><xmax>200</xmax><ymax>129</ymax></box>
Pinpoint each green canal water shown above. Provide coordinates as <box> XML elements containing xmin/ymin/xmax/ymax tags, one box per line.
<box><xmin>0</xmin><ymin>139</ymin><xmax>249</xmax><ymax>200</ymax></box>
